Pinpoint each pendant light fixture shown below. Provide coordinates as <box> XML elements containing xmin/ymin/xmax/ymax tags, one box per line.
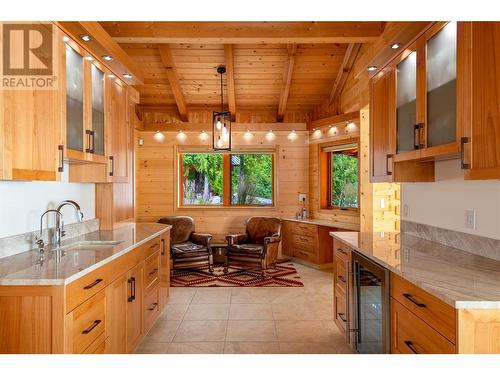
<box><xmin>213</xmin><ymin>65</ymin><xmax>231</xmax><ymax>151</ymax></box>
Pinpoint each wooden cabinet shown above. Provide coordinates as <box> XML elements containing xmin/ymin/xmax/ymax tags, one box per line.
<box><xmin>0</xmin><ymin>24</ymin><xmax>65</xmax><ymax>181</ymax></box>
<box><xmin>159</xmin><ymin>231</ymin><xmax>171</xmax><ymax>309</ymax></box>
<box><xmin>126</xmin><ymin>262</ymin><xmax>143</xmax><ymax>353</ymax></box>
<box><xmin>460</xmin><ymin>22</ymin><xmax>500</xmax><ymax>180</ymax></box>
<box><xmin>281</xmin><ymin>220</ymin><xmax>334</xmax><ymax>266</ymax></box>
<box><xmin>332</xmin><ymin>239</ymin><xmax>352</xmax><ymax>343</ymax></box>
<box><xmin>0</xmin><ymin>232</ymin><xmax>171</xmax><ymax>354</ymax></box>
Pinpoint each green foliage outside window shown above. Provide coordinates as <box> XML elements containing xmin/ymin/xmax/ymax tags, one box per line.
<box><xmin>331</xmin><ymin>153</ymin><xmax>358</xmax><ymax>208</ymax></box>
<box><xmin>182</xmin><ymin>153</ymin><xmax>223</xmax><ymax>204</ymax></box>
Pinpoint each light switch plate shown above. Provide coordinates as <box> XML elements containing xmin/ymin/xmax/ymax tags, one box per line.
<box><xmin>380</xmin><ymin>198</ymin><xmax>385</xmax><ymax>209</ymax></box>
<box><xmin>465</xmin><ymin>209</ymin><xmax>476</xmax><ymax>229</ymax></box>
<box><xmin>298</xmin><ymin>193</ymin><xmax>307</xmax><ymax>202</ymax></box>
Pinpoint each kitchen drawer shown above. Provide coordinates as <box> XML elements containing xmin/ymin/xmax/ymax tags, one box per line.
<box><xmin>81</xmin><ymin>333</ymin><xmax>106</xmax><ymax>354</ymax></box>
<box><xmin>293</xmin><ymin>247</ymin><xmax>317</xmax><ymax>263</ymax></box>
<box><xmin>293</xmin><ymin>222</ymin><xmax>318</xmax><ymax>237</ymax></box>
<box><xmin>334</xmin><ymin>240</ymin><xmax>352</xmax><ymax>262</ymax></box>
<box><xmin>391</xmin><ymin>273</ymin><xmax>456</xmax><ymax>343</ymax></box>
<box><xmin>66</xmin><ymin>290</ymin><xmax>106</xmax><ymax>354</ymax></box>
<box><xmin>391</xmin><ymin>299</ymin><xmax>456</xmax><ymax>354</ymax></box>
<box><xmin>144</xmin><ymin>251</ymin><xmax>160</xmax><ymax>293</ymax></box>
<box><xmin>292</xmin><ymin>233</ymin><xmax>318</xmax><ymax>251</ymax></box>
<box><xmin>144</xmin><ymin>285</ymin><xmax>160</xmax><ymax>333</ymax></box>
<box><xmin>334</xmin><ymin>256</ymin><xmax>349</xmax><ymax>294</ymax></box>
<box><xmin>141</xmin><ymin>236</ymin><xmax>162</xmax><ymax>259</ymax></box>
<box><xmin>334</xmin><ymin>285</ymin><xmax>348</xmax><ymax>334</ymax></box>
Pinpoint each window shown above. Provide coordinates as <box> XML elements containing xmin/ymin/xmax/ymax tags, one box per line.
<box><xmin>180</xmin><ymin>152</ymin><xmax>274</xmax><ymax>207</ymax></box>
<box><xmin>320</xmin><ymin>142</ymin><xmax>359</xmax><ymax>210</ymax></box>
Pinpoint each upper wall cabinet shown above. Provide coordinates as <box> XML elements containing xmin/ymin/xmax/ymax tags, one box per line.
<box><xmin>459</xmin><ymin>22</ymin><xmax>500</xmax><ymax>180</ymax></box>
<box><xmin>64</xmin><ymin>42</ymin><xmax>107</xmax><ymax>164</ymax></box>
<box><xmin>0</xmin><ymin>24</ymin><xmax>65</xmax><ymax>181</ymax></box>
<box><xmin>391</xmin><ymin>22</ymin><xmax>461</xmax><ymax>163</ymax></box>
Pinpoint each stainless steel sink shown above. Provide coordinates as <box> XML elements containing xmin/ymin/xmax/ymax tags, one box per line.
<box><xmin>56</xmin><ymin>240</ymin><xmax>123</xmax><ymax>251</ymax></box>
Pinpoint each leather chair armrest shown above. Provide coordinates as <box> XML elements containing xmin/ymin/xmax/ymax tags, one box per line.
<box><xmin>226</xmin><ymin>234</ymin><xmax>248</xmax><ymax>246</ymax></box>
<box><xmin>190</xmin><ymin>233</ymin><xmax>213</xmax><ymax>249</ymax></box>
<box><xmin>264</xmin><ymin>234</ymin><xmax>281</xmax><ymax>245</ymax></box>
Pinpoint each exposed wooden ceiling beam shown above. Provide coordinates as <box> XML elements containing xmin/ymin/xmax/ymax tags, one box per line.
<box><xmin>307</xmin><ymin>111</ymin><xmax>360</xmax><ymax>130</ymax></box>
<box><xmin>56</xmin><ymin>21</ymin><xmax>144</xmax><ymax>84</ymax></box>
<box><xmin>158</xmin><ymin>44</ymin><xmax>189</xmax><ymax>122</ymax></box>
<box><xmin>277</xmin><ymin>44</ymin><xmax>297</xmax><ymax>122</ymax></box>
<box><xmin>100</xmin><ymin>21</ymin><xmax>384</xmax><ymax>44</ymax></box>
<box><xmin>224</xmin><ymin>45</ymin><xmax>236</xmax><ymax>122</ymax></box>
<box><xmin>329</xmin><ymin>43</ymin><xmax>362</xmax><ymax>107</ymax></box>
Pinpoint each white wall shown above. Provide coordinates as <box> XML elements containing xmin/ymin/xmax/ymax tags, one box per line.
<box><xmin>0</xmin><ymin>164</ymin><xmax>95</xmax><ymax>238</ymax></box>
<box><xmin>401</xmin><ymin>159</ymin><xmax>500</xmax><ymax>240</ymax></box>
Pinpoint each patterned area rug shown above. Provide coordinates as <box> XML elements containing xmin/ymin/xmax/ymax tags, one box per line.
<box><xmin>170</xmin><ymin>262</ymin><xmax>304</xmax><ymax>287</ymax></box>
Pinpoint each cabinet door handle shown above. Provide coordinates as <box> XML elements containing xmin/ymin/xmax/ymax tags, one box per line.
<box><xmin>404</xmin><ymin>340</ymin><xmax>419</xmax><ymax>354</ymax></box>
<box><xmin>386</xmin><ymin>154</ymin><xmax>392</xmax><ymax>176</ymax></box>
<box><xmin>127</xmin><ymin>277</ymin><xmax>135</xmax><ymax>302</ymax></box>
<box><xmin>58</xmin><ymin>145</ymin><xmax>64</xmax><ymax>172</ymax></box>
<box><xmin>109</xmin><ymin>156</ymin><xmax>114</xmax><ymax>176</ymax></box>
<box><xmin>161</xmin><ymin>238</ymin><xmax>165</xmax><ymax>255</ymax></box>
<box><xmin>85</xmin><ymin>130</ymin><xmax>95</xmax><ymax>153</ymax></box>
<box><xmin>338</xmin><ymin>312</ymin><xmax>347</xmax><ymax>322</ymax></box>
<box><xmin>83</xmin><ymin>278</ymin><xmax>103</xmax><ymax>290</ymax></box>
<box><xmin>82</xmin><ymin>320</ymin><xmax>101</xmax><ymax>334</ymax></box>
<box><xmin>403</xmin><ymin>293</ymin><xmax>426</xmax><ymax>308</ymax></box>
<box><xmin>147</xmin><ymin>302</ymin><xmax>158</xmax><ymax>311</ymax></box>
<box><xmin>460</xmin><ymin>137</ymin><xmax>470</xmax><ymax>169</ymax></box>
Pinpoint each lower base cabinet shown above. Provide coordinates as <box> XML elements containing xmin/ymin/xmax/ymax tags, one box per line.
<box><xmin>0</xmin><ymin>232</ymin><xmax>169</xmax><ymax>354</ymax></box>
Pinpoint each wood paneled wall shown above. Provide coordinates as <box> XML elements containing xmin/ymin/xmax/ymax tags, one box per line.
<box><xmin>135</xmin><ymin>127</ymin><xmax>309</xmax><ymax>242</ymax></box>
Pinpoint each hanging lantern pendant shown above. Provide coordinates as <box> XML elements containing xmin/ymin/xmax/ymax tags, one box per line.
<box><xmin>212</xmin><ymin>65</ymin><xmax>231</xmax><ymax>151</ymax></box>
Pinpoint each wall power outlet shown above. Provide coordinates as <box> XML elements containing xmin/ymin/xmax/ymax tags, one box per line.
<box><xmin>298</xmin><ymin>193</ymin><xmax>307</xmax><ymax>202</ymax></box>
<box><xmin>465</xmin><ymin>209</ymin><xmax>477</xmax><ymax>229</ymax></box>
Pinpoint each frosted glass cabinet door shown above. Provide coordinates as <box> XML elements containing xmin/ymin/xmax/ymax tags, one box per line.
<box><xmin>426</xmin><ymin>22</ymin><xmax>457</xmax><ymax>147</ymax></box>
<box><xmin>66</xmin><ymin>46</ymin><xmax>84</xmax><ymax>152</ymax></box>
<box><xmin>91</xmin><ymin>65</ymin><xmax>105</xmax><ymax>156</ymax></box>
<box><xmin>396</xmin><ymin>51</ymin><xmax>417</xmax><ymax>153</ymax></box>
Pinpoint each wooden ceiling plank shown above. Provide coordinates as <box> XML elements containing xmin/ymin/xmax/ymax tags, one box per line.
<box><xmin>307</xmin><ymin>111</ymin><xmax>360</xmax><ymax>130</ymax></box>
<box><xmin>224</xmin><ymin>45</ymin><xmax>237</xmax><ymax>121</ymax></box>
<box><xmin>100</xmin><ymin>21</ymin><xmax>384</xmax><ymax>44</ymax></box>
<box><xmin>329</xmin><ymin>43</ymin><xmax>362</xmax><ymax>106</ymax></box>
<box><xmin>277</xmin><ymin>44</ymin><xmax>297</xmax><ymax>122</ymax></box>
<box><xmin>158</xmin><ymin>44</ymin><xmax>189</xmax><ymax>122</ymax></box>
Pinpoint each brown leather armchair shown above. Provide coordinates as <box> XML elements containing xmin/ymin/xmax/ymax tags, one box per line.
<box><xmin>158</xmin><ymin>216</ymin><xmax>213</xmax><ymax>274</ymax></box>
<box><xmin>225</xmin><ymin>216</ymin><xmax>282</xmax><ymax>275</ymax></box>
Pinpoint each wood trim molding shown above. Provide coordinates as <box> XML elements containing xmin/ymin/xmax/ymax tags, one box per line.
<box><xmin>158</xmin><ymin>44</ymin><xmax>189</xmax><ymax>122</ymax></box>
<box><xmin>329</xmin><ymin>43</ymin><xmax>362</xmax><ymax>106</ymax></box>
<box><xmin>307</xmin><ymin>111</ymin><xmax>360</xmax><ymax>130</ymax></box>
<box><xmin>277</xmin><ymin>44</ymin><xmax>297</xmax><ymax>122</ymax></box>
<box><xmin>224</xmin><ymin>45</ymin><xmax>236</xmax><ymax>121</ymax></box>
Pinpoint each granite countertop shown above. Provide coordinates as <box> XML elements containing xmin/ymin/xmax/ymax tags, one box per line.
<box><xmin>330</xmin><ymin>231</ymin><xmax>500</xmax><ymax>309</ymax></box>
<box><xmin>0</xmin><ymin>222</ymin><xmax>171</xmax><ymax>286</ymax></box>
<box><xmin>282</xmin><ymin>217</ymin><xmax>358</xmax><ymax>231</ymax></box>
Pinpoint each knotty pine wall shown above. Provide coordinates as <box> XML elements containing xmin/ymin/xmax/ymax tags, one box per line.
<box><xmin>135</xmin><ymin>126</ymin><xmax>309</xmax><ymax>242</ymax></box>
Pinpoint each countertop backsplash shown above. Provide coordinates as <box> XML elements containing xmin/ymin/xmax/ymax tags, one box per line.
<box><xmin>0</xmin><ymin>218</ymin><xmax>100</xmax><ymax>259</ymax></box>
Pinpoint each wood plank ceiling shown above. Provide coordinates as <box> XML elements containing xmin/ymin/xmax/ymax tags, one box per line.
<box><xmin>99</xmin><ymin>22</ymin><xmax>383</xmax><ymax>121</ymax></box>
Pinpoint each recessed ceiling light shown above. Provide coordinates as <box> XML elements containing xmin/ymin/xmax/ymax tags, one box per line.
<box><xmin>367</xmin><ymin>65</ymin><xmax>378</xmax><ymax>72</ymax></box>
<box><xmin>123</xmin><ymin>73</ymin><xmax>133</xmax><ymax>79</ymax></box>
<box><xmin>108</xmin><ymin>74</ymin><xmax>116</xmax><ymax>79</ymax></box>
<box><xmin>391</xmin><ymin>43</ymin><xmax>402</xmax><ymax>49</ymax></box>
<box><xmin>80</xmin><ymin>34</ymin><xmax>92</xmax><ymax>42</ymax></box>
<box><xmin>102</xmin><ymin>55</ymin><xmax>114</xmax><ymax>62</ymax></box>
<box><xmin>84</xmin><ymin>56</ymin><xmax>94</xmax><ymax>61</ymax></box>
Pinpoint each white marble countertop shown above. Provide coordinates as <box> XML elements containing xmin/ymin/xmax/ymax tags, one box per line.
<box><xmin>282</xmin><ymin>217</ymin><xmax>358</xmax><ymax>231</ymax></box>
<box><xmin>0</xmin><ymin>222</ymin><xmax>171</xmax><ymax>286</ymax></box>
<box><xmin>330</xmin><ymin>231</ymin><xmax>500</xmax><ymax>309</ymax></box>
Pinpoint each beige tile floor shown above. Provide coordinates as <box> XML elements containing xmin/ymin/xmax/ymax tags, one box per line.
<box><xmin>135</xmin><ymin>262</ymin><xmax>354</xmax><ymax>354</ymax></box>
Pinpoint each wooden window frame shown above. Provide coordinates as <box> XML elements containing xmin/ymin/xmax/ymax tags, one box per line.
<box><xmin>177</xmin><ymin>150</ymin><xmax>276</xmax><ymax>209</ymax></box>
<box><xmin>320</xmin><ymin>138</ymin><xmax>360</xmax><ymax>212</ymax></box>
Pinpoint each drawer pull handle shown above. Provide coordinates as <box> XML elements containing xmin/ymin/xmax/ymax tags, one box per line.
<box><xmin>404</xmin><ymin>340</ymin><xmax>419</xmax><ymax>354</ymax></box>
<box><xmin>161</xmin><ymin>238</ymin><xmax>165</xmax><ymax>255</ymax></box>
<box><xmin>337</xmin><ymin>248</ymin><xmax>346</xmax><ymax>254</ymax></box>
<box><xmin>150</xmin><ymin>243</ymin><xmax>159</xmax><ymax>250</ymax></box>
<box><xmin>338</xmin><ymin>275</ymin><xmax>346</xmax><ymax>283</ymax></box>
<box><xmin>337</xmin><ymin>312</ymin><xmax>347</xmax><ymax>322</ymax></box>
<box><xmin>403</xmin><ymin>293</ymin><xmax>426</xmax><ymax>308</ymax></box>
<box><xmin>149</xmin><ymin>268</ymin><xmax>158</xmax><ymax>276</ymax></box>
<box><xmin>83</xmin><ymin>278</ymin><xmax>103</xmax><ymax>290</ymax></box>
<box><xmin>127</xmin><ymin>277</ymin><xmax>136</xmax><ymax>302</ymax></box>
<box><xmin>148</xmin><ymin>302</ymin><xmax>158</xmax><ymax>311</ymax></box>
<box><xmin>82</xmin><ymin>320</ymin><xmax>101</xmax><ymax>334</ymax></box>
